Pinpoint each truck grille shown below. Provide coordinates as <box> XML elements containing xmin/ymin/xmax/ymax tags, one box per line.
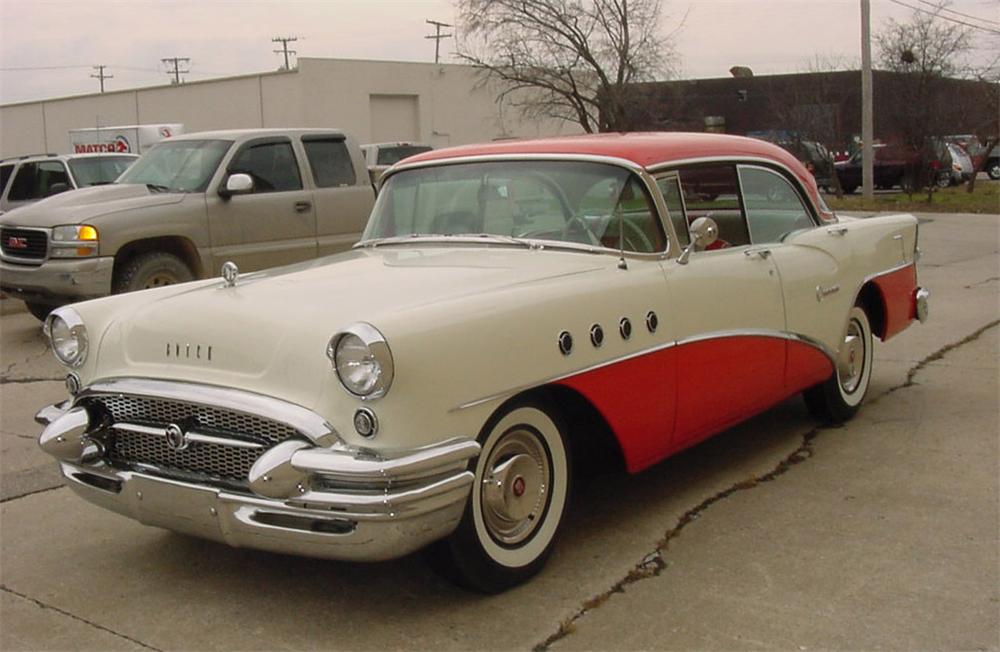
<box><xmin>90</xmin><ymin>394</ymin><xmax>303</xmax><ymax>487</ymax></box>
<box><xmin>0</xmin><ymin>227</ymin><xmax>47</xmax><ymax>261</ymax></box>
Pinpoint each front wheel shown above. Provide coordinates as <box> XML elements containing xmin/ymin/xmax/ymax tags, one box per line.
<box><xmin>804</xmin><ymin>306</ymin><xmax>874</xmax><ymax>424</ymax></box>
<box><xmin>430</xmin><ymin>399</ymin><xmax>571</xmax><ymax>593</ymax></box>
<box><xmin>113</xmin><ymin>252</ymin><xmax>194</xmax><ymax>294</ymax></box>
<box><xmin>987</xmin><ymin>160</ymin><xmax>1000</xmax><ymax>181</ymax></box>
<box><xmin>24</xmin><ymin>301</ymin><xmax>54</xmax><ymax>322</ymax></box>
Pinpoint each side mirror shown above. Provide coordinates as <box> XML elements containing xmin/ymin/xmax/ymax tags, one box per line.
<box><xmin>677</xmin><ymin>216</ymin><xmax>719</xmax><ymax>265</ymax></box>
<box><xmin>218</xmin><ymin>173</ymin><xmax>253</xmax><ymax>199</ymax></box>
<box><xmin>46</xmin><ymin>182</ymin><xmax>70</xmax><ymax>197</ymax></box>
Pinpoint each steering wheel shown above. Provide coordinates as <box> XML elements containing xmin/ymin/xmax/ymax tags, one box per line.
<box><xmin>562</xmin><ymin>216</ymin><xmax>601</xmax><ymax>246</ymax></box>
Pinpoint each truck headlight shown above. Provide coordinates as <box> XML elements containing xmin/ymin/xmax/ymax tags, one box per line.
<box><xmin>44</xmin><ymin>307</ymin><xmax>89</xmax><ymax>368</ymax></box>
<box><xmin>50</xmin><ymin>224</ymin><xmax>98</xmax><ymax>258</ymax></box>
<box><xmin>327</xmin><ymin>323</ymin><xmax>394</xmax><ymax>399</ymax></box>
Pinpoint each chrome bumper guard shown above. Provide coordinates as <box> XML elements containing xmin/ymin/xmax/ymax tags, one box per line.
<box><xmin>36</xmin><ymin>389</ymin><xmax>480</xmax><ymax>562</ymax></box>
<box><xmin>915</xmin><ymin>286</ymin><xmax>930</xmax><ymax>323</ymax></box>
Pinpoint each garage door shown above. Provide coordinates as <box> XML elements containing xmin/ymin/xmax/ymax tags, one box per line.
<box><xmin>369</xmin><ymin>94</ymin><xmax>419</xmax><ymax>143</ymax></box>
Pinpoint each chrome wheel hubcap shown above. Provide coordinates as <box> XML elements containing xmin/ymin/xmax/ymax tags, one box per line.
<box><xmin>837</xmin><ymin>319</ymin><xmax>865</xmax><ymax>394</ymax></box>
<box><xmin>481</xmin><ymin>428</ymin><xmax>549</xmax><ymax>545</ymax></box>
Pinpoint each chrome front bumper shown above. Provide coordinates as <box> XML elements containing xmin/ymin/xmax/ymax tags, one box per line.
<box><xmin>36</xmin><ymin>387</ymin><xmax>480</xmax><ymax>562</ymax></box>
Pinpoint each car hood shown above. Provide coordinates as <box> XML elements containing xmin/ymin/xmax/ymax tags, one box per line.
<box><xmin>96</xmin><ymin>245</ymin><xmax>607</xmax><ymax>386</ymax></box>
<box><xmin>0</xmin><ymin>184</ymin><xmax>186</xmax><ymax>228</ymax></box>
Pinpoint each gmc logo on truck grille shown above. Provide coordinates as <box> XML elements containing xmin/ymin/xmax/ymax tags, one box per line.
<box><xmin>6</xmin><ymin>237</ymin><xmax>28</xmax><ymax>249</ymax></box>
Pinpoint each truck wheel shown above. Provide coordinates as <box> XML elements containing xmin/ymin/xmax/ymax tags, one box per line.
<box><xmin>114</xmin><ymin>252</ymin><xmax>194</xmax><ymax>294</ymax></box>
<box><xmin>429</xmin><ymin>399</ymin><xmax>571</xmax><ymax>593</ymax></box>
<box><xmin>987</xmin><ymin>160</ymin><xmax>1000</xmax><ymax>181</ymax></box>
<box><xmin>24</xmin><ymin>302</ymin><xmax>54</xmax><ymax>322</ymax></box>
<box><xmin>804</xmin><ymin>306</ymin><xmax>873</xmax><ymax>424</ymax></box>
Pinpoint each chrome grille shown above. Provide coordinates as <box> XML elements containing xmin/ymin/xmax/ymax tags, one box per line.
<box><xmin>90</xmin><ymin>394</ymin><xmax>302</xmax><ymax>485</ymax></box>
<box><xmin>0</xmin><ymin>227</ymin><xmax>47</xmax><ymax>261</ymax></box>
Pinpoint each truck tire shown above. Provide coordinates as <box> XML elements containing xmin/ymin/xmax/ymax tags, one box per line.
<box><xmin>114</xmin><ymin>252</ymin><xmax>194</xmax><ymax>294</ymax></box>
<box><xmin>25</xmin><ymin>302</ymin><xmax>54</xmax><ymax>322</ymax></box>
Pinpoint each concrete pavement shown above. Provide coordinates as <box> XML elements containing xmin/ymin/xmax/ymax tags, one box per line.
<box><xmin>0</xmin><ymin>212</ymin><xmax>997</xmax><ymax>651</ymax></box>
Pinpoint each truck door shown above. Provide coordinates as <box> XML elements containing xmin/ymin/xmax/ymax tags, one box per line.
<box><xmin>205</xmin><ymin>137</ymin><xmax>318</xmax><ymax>273</ymax></box>
<box><xmin>300</xmin><ymin>136</ymin><xmax>376</xmax><ymax>257</ymax></box>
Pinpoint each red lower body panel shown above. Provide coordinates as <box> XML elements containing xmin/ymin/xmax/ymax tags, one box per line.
<box><xmin>872</xmin><ymin>264</ymin><xmax>917</xmax><ymax>340</ymax></box>
<box><xmin>558</xmin><ymin>335</ymin><xmax>833</xmax><ymax>473</ymax></box>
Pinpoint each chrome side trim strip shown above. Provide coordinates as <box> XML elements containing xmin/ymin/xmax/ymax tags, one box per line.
<box><xmin>291</xmin><ymin>437</ymin><xmax>480</xmax><ymax>483</ymax></box>
<box><xmin>451</xmin><ymin>328</ymin><xmax>837</xmax><ymax>412</ymax></box>
<box><xmin>862</xmin><ymin>260</ymin><xmax>915</xmax><ymax>285</ymax></box>
<box><xmin>80</xmin><ymin>378</ymin><xmax>338</xmax><ymax>444</ymax></box>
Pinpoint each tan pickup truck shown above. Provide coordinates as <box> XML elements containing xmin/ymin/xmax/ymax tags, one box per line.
<box><xmin>0</xmin><ymin>129</ymin><xmax>375</xmax><ymax>320</ymax></box>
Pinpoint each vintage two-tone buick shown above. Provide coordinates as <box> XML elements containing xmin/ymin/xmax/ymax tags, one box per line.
<box><xmin>36</xmin><ymin>133</ymin><xmax>928</xmax><ymax>592</ymax></box>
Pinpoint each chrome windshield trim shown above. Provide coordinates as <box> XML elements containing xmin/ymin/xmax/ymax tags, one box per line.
<box><xmin>451</xmin><ymin>328</ymin><xmax>836</xmax><ymax>412</ymax></box>
<box><xmin>79</xmin><ymin>378</ymin><xmax>338</xmax><ymax>445</ymax></box>
<box><xmin>383</xmin><ymin>152</ymin><xmax>647</xmax><ymax>180</ymax></box>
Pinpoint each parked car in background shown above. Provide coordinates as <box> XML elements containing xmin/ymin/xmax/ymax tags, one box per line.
<box><xmin>0</xmin><ymin>128</ymin><xmax>374</xmax><ymax>320</ymax></box>
<box><xmin>35</xmin><ymin>133</ymin><xmax>927</xmax><ymax>592</ymax></box>
<box><xmin>0</xmin><ymin>153</ymin><xmax>138</xmax><ymax>214</ymax></box>
<box><xmin>834</xmin><ymin>143</ymin><xmax>949</xmax><ymax>193</ymax></box>
<box><xmin>360</xmin><ymin>141</ymin><xmax>433</xmax><ymax>184</ymax></box>
<box><xmin>779</xmin><ymin>139</ymin><xmax>835</xmax><ymax>190</ymax></box>
<box><xmin>945</xmin><ymin>142</ymin><xmax>973</xmax><ymax>184</ymax></box>
<box><xmin>985</xmin><ymin>143</ymin><xmax>1000</xmax><ymax>180</ymax></box>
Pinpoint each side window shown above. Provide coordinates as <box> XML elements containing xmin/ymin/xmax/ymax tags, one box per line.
<box><xmin>229</xmin><ymin>140</ymin><xmax>302</xmax><ymax>193</ymax></box>
<box><xmin>738</xmin><ymin>166</ymin><xmax>815</xmax><ymax>243</ymax></box>
<box><xmin>0</xmin><ymin>163</ymin><xmax>14</xmax><ymax>194</ymax></box>
<box><xmin>7</xmin><ymin>161</ymin><xmax>70</xmax><ymax>201</ymax></box>
<box><xmin>303</xmin><ymin>139</ymin><xmax>357</xmax><ymax>188</ymax></box>
<box><xmin>656</xmin><ymin>175</ymin><xmax>689</xmax><ymax>249</ymax></box>
<box><xmin>677</xmin><ymin>164</ymin><xmax>750</xmax><ymax>247</ymax></box>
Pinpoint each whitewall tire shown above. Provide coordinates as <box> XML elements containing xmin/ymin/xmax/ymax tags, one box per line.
<box><xmin>805</xmin><ymin>305</ymin><xmax>874</xmax><ymax>423</ymax></box>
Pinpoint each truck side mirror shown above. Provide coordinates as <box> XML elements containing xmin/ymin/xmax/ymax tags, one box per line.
<box><xmin>219</xmin><ymin>173</ymin><xmax>253</xmax><ymax>199</ymax></box>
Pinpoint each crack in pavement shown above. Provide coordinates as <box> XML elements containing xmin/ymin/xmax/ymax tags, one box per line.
<box><xmin>964</xmin><ymin>276</ymin><xmax>999</xmax><ymax>289</ymax></box>
<box><xmin>0</xmin><ymin>483</ymin><xmax>63</xmax><ymax>504</ymax></box>
<box><xmin>1</xmin><ymin>344</ymin><xmax>52</xmax><ymax>377</ymax></box>
<box><xmin>532</xmin><ymin>320</ymin><xmax>999</xmax><ymax>652</ymax></box>
<box><xmin>1</xmin><ymin>585</ymin><xmax>163</xmax><ymax>651</ymax></box>
<box><xmin>0</xmin><ymin>376</ymin><xmax>62</xmax><ymax>385</ymax></box>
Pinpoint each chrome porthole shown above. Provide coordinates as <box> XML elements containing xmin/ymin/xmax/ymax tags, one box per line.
<box><xmin>838</xmin><ymin>316</ymin><xmax>866</xmax><ymax>395</ymax></box>
<box><xmin>646</xmin><ymin>311</ymin><xmax>658</xmax><ymax>333</ymax></box>
<box><xmin>590</xmin><ymin>324</ymin><xmax>604</xmax><ymax>348</ymax></box>
<box><xmin>619</xmin><ymin>317</ymin><xmax>632</xmax><ymax>340</ymax></box>
<box><xmin>557</xmin><ymin>331</ymin><xmax>573</xmax><ymax>355</ymax></box>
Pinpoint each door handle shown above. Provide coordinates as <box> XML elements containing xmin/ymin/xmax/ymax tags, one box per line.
<box><xmin>294</xmin><ymin>201</ymin><xmax>312</xmax><ymax>213</ymax></box>
<box><xmin>744</xmin><ymin>247</ymin><xmax>771</xmax><ymax>259</ymax></box>
<box><xmin>826</xmin><ymin>225</ymin><xmax>849</xmax><ymax>236</ymax></box>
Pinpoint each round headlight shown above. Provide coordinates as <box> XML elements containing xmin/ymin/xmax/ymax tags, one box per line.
<box><xmin>45</xmin><ymin>308</ymin><xmax>88</xmax><ymax>368</ymax></box>
<box><xmin>327</xmin><ymin>323</ymin><xmax>394</xmax><ymax>399</ymax></box>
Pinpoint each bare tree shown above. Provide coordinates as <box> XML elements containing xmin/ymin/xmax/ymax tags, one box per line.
<box><xmin>454</xmin><ymin>0</ymin><xmax>679</xmax><ymax>133</ymax></box>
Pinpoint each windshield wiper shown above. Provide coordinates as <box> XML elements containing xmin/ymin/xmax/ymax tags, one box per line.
<box><xmin>145</xmin><ymin>183</ymin><xmax>171</xmax><ymax>193</ymax></box>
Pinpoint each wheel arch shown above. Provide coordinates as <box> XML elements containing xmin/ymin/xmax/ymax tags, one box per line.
<box><xmin>113</xmin><ymin>237</ymin><xmax>204</xmax><ymax>281</ymax></box>
<box><xmin>855</xmin><ymin>281</ymin><xmax>887</xmax><ymax>340</ymax></box>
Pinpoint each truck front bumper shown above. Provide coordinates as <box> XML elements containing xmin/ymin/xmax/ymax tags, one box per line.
<box><xmin>0</xmin><ymin>256</ymin><xmax>114</xmax><ymax>305</ymax></box>
<box><xmin>36</xmin><ymin>380</ymin><xmax>480</xmax><ymax>562</ymax></box>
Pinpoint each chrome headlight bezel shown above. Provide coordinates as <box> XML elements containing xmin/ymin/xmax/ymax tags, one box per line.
<box><xmin>44</xmin><ymin>307</ymin><xmax>89</xmax><ymax>368</ymax></box>
<box><xmin>327</xmin><ymin>322</ymin><xmax>394</xmax><ymax>399</ymax></box>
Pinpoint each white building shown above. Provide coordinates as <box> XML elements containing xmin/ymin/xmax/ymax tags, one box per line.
<box><xmin>0</xmin><ymin>58</ymin><xmax>581</xmax><ymax>158</ymax></box>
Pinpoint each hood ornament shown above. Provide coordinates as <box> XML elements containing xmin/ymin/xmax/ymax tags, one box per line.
<box><xmin>221</xmin><ymin>261</ymin><xmax>239</xmax><ymax>287</ymax></box>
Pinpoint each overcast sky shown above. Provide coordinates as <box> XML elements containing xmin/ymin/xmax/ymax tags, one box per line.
<box><xmin>0</xmin><ymin>0</ymin><xmax>997</xmax><ymax>105</ymax></box>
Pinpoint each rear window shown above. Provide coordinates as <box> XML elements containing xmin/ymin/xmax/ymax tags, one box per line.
<box><xmin>376</xmin><ymin>145</ymin><xmax>432</xmax><ymax>166</ymax></box>
<box><xmin>303</xmin><ymin>139</ymin><xmax>357</xmax><ymax>187</ymax></box>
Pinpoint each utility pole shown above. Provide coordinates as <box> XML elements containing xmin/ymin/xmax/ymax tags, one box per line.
<box><xmin>861</xmin><ymin>0</ymin><xmax>874</xmax><ymax>200</ymax></box>
<box><xmin>425</xmin><ymin>20</ymin><xmax>452</xmax><ymax>64</ymax></box>
<box><xmin>90</xmin><ymin>65</ymin><xmax>112</xmax><ymax>93</ymax></box>
<box><xmin>272</xmin><ymin>36</ymin><xmax>299</xmax><ymax>70</ymax></box>
<box><xmin>161</xmin><ymin>57</ymin><xmax>190</xmax><ymax>85</ymax></box>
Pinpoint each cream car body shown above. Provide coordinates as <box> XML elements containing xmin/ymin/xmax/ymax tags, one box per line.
<box><xmin>35</xmin><ymin>133</ymin><xmax>927</xmax><ymax>591</ymax></box>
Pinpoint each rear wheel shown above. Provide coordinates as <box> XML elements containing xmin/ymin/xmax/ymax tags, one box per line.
<box><xmin>113</xmin><ymin>252</ymin><xmax>193</xmax><ymax>294</ymax></box>
<box><xmin>804</xmin><ymin>306</ymin><xmax>873</xmax><ymax>424</ymax></box>
<box><xmin>430</xmin><ymin>399</ymin><xmax>571</xmax><ymax>593</ymax></box>
<box><xmin>987</xmin><ymin>159</ymin><xmax>1000</xmax><ymax>180</ymax></box>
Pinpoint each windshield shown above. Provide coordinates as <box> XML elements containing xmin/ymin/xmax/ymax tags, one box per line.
<box><xmin>118</xmin><ymin>139</ymin><xmax>231</xmax><ymax>192</ymax></box>
<box><xmin>68</xmin><ymin>156</ymin><xmax>137</xmax><ymax>186</ymax></box>
<box><xmin>362</xmin><ymin>160</ymin><xmax>666</xmax><ymax>253</ymax></box>
<box><xmin>376</xmin><ymin>145</ymin><xmax>433</xmax><ymax>166</ymax></box>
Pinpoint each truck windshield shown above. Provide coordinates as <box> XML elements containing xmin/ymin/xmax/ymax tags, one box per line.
<box><xmin>118</xmin><ymin>140</ymin><xmax>231</xmax><ymax>193</ymax></box>
<box><xmin>68</xmin><ymin>156</ymin><xmax>138</xmax><ymax>187</ymax></box>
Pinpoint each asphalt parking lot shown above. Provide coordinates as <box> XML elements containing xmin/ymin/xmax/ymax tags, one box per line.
<box><xmin>1</xmin><ymin>211</ymin><xmax>997</xmax><ymax>651</ymax></box>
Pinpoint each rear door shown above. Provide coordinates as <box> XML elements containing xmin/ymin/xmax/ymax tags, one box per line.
<box><xmin>301</xmin><ymin>135</ymin><xmax>375</xmax><ymax>256</ymax></box>
<box><xmin>205</xmin><ymin>136</ymin><xmax>318</xmax><ymax>273</ymax></box>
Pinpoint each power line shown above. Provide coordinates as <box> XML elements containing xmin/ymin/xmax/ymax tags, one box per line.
<box><xmin>90</xmin><ymin>64</ymin><xmax>113</xmax><ymax>93</ymax></box>
<box><xmin>887</xmin><ymin>0</ymin><xmax>1000</xmax><ymax>35</ymax></box>
<box><xmin>0</xmin><ymin>64</ymin><xmax>91</xmax><ymax>71</ymax></box>
<box><xmin>913</xmin><ymin>0</ymin><xmax>1000</xmax><ymax>27</ymax></box>
<box><xmin>272</xmin><ymin>36</ymin><xmax>299</xmax><ymax>70</ymax></box>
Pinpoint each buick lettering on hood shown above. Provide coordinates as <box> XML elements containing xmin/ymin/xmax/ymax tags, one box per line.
<box><xmin>35</xmin><ymin>133</ymin><xmax>928</xmax><ymax>592</ymax></box>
